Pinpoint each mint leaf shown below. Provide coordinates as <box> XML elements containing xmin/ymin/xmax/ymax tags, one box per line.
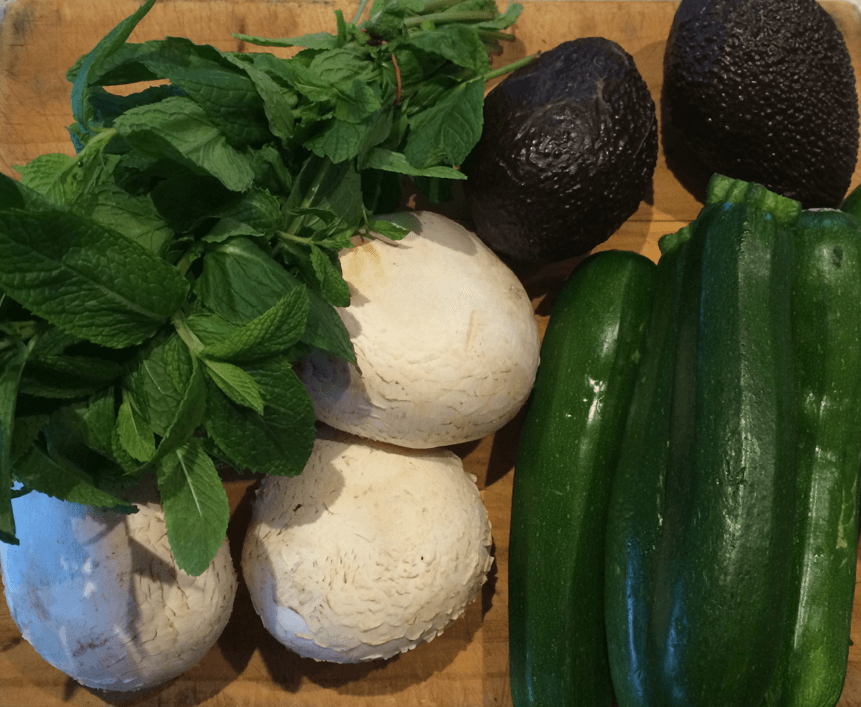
<box><xmin>19</xmin><ymin>355</ymin><xmax>122</xmax><ymax>399</ymax></box>
<box><xmin>369</xmin><ymin>217</ymin><xmax>412</xmax><ymax>240</ymax></box>
<box><xmin>393</xmin><ymin>46</ymin><xmax>450</xmax><ymax>94</ymax></box>
<box><xmin>14</xmin><ymin>444</ymin><xmax>137</xmax><ymax>513</ymax></box>
<box><xmin>184</xmin><ymin>312</ymin><xmax>241</xmax><ymax>344</ymax></box>
<box><xmin>27</xmin><ymin>326</ymin><xmax>82</xmax><ymax>359</ymax></box>
<box><xmin>334</xmin><ymin>79</ymin><xmax>383</xmax><ymax>124</ymax></box>
<box><xmin>156</xmin><ymin>438</ymin><xmax>229</xmax><ymax>576</ymax></box>
<box><xmin>361</xmin><ymin>168</ymin><xmax>402</xmax><ymax>215</ymax></box>
<box><xmin>226</xmin><ymin>55</ymin><xmax>296</xmax><ymax>142</ymax></box>
<box><xmin>304</xmin><ymin>291</ymin><xmax>355</xmax><ymax>363</ymax></box>
<box><xmin>310</xmin><ymin>46</ymin><xmax>375</xmax><ymax>87</ymax></box>
<box><xmin>0</xmin><ymin>206</ymin><xmax>189</xmax><ymax>348</ymax></box>
<box><xmin>477</xmin><ymin>2</ymin><xmax>523</xmax><ymax>30</ymax></box>
<box><xmin>72</xmin><ymin>150</ymin><xmax>175</xmax><ymax>254</ymax></box>
<box><xmin>202</xmin><ymin>186</ymin><xmax>284</xmax><ymax>242</ymax></box>
<box><xmin>15</xmin><ymin>153</ymin><xmax>80</xmax><ymax>206</ymax></box>
<box><xmin>116</xmin><ymin>396</ymin><xmax>156</xmax><ymax>462</ymax></box>
<box><xmin>199</xmin><ymin>288</ymin><xmax>310</xmax><ymax>362</ymax></box>
<box><xmin>139</xmin><ymin>37</ymin><xmax>271</xmax><ymax>147</ymax></box>
<box><xmin>405</xmin><ymin>78</ymin><xmax>484</xmax><ymax>168</ymax></box>
<box><xmin>150</xmin><ymin>171</ymin><xmax>237</xmax><ymax>234</ymax></box>
<box><xmin>285</xmin><ymin>156</ymin><xmax>364</xmax><ymax>236</ymax></box>
<box><xmin>232</xmin><ymin>32</ymin><xmax>340</xmax><ymax>50</ymax></box>
<box><xmin>43</xmin><ymin>407</ymin><xmax>129</xmax><ymax>488</ymax></box>
<box><xmin>306</xmin><ymin>119</ymin><xmax>375</xmax><ymax>164</ymax></box>
<box><xmin>276</xmin><ymin>60</ymin><xmax>343</xmax><ymax>104</ymax></box>
<box><xmin>125</xmin><ymin>335</ymin><xmax>206</xmax><ymax>447</ymax></box>
<box><xmin>113</xmin><ymin>96</ymin><xmax>255</xmax><ymax>192</ymax></box>
<box><xmin>406</xmin><ymin>24</ymin><xmax>491</xmax><ymax>75</ymax></box>
<box><xmin>47</xmin><ymin>389</ymin><xmax>117</xmax><ymax>459</ymax></box>
<box><xmin>202</xmin><ymin>359</ymin><xmax>265</xmax><ymax>414</ymax></box>
<box><xmin>307</xmin><ymin>107</ymin><xmax>393</xmax><ymax>164</ymax></box>
<box><xmin>361</xmin><ymin>147</ymin><xmax>467</xmax><ymax>179</ymax></box>
<box><xmin>85</xmin><ymin>83</ymin><xmax>185</xmax><ymax>131</ymax></box>
<box><xmin>110</xmin><ymin>423</ymin><xmax>140</xmax><ymax>474</ymax></box>
<box><xmin>74</xmin><ymin>179</ymin><xmax>174</xmax><ymax>255</ymax></box>
<box><xmin>202</xmin><ymin>219</ymin><xmax>267</xmax><ymax>243</ymax></box>
<box><xmin>196</xmin><ymin>237</ymin><xmax>304</xmax><ymax>323</ymax></box>
<box><xmin>218</xmin><ymin>187</ymin><xmax>284</xmax><ymax>234</ymax></box>
<box><xmin>245</xmin><ymin>143</ymin><xmax>295</xmax><ymax>197</ymax></box>
<box><xmin>66</xmin><ymin>39</ymin><xmax>163</xmax><ymax>86</ymax></box>
<box><xmin>70</xmin><ymin>0</ymin><xmax>157</xmax><ymax>131</ymax></box>
<box><xmin>414</xmin><ymin>174</ymin><xmax>454</xmax><ymax>203</ymax></box>
<box><xmin>205</xmin><ymin>357</ymin><xmax>315</xmax><ymax>477</ymax></box>
<box><xmin>0</xmin><ymin>171</ymin><xmax>40</xmax><ymax>212</ymax></box>
<box><xmin>10</xmin><ymin>415</ymin><xmax>49</xmax><ymax>466</ymax></box>
<box><xmin>196</xmin><ymin>238</ymin><xmax>352</xmax><ymax>362</ymax></box>
<box><xmin>310</xmin><ymin>245</ymin><xmax>351</xmax><ymax>307</ymax></box>
<box><xmin>0</xmin><ymin>342</ymin><xmax>28</xmax><ymax>544</ymax></box>
<box><xmin>366</xmin><ymin>0</ymin><xmax>425</xmax><ymax>39</ymax></box>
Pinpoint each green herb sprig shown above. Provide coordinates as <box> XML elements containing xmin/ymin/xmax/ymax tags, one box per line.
<box><xmin>0</xmin><ymin>0</ymin><xmax>529</xmax><ymax>575</ymax></box>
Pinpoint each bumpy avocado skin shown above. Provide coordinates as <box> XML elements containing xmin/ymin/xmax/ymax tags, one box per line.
<box><xmin>663</xmin><ymin>0</ymin><xmax>859</xmax><ymax>209</ymax></box>
<box><xmin>463</xmin><ymin>38</ymin><xmax>658</xmax><ymax>267</ymax></box>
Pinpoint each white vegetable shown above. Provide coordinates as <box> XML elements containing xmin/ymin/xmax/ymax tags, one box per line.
<box><xmin>241</xmin><ymin>428</ymin><xmax>493</xmax><ymax>663</ymax></box>
<box><xmin>298</xmin><ymin>211</ymin><xmax>541</xmax><ymax>448</ymax></box>
<box><xmin>0</xmin><ymin>488</ymin><xmax>237</xmax><ymax>692</ymax></box>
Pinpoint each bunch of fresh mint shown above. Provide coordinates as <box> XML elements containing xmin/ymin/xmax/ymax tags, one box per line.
<box><xmin>0</xmin><ymin>0</ymin><xmax>527</xmax><ymax>574</ymax></box>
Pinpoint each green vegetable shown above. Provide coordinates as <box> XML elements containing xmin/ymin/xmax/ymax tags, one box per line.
<box><xmin>605</xmin><ymin>175</ymin><xmax>802</xmax><ymax>707</ymax></box>
<box><xmin>764</xmin><ymin>208</ymin><xmax>861</xmax><ymax>707</ymax></box>
<box><xmin>508</xmin><ymin>249</ymin><xmax>656</xmax><ymax>707</ymax></box>
<box><xmin>604</xmin><ymin>225</ymin><xmax>690</xmax><ymax>707</ymax></box>
<box><xmin>0</xmin><ymin>0</ymin><xmax>529</xmax><ymax>573</ymax></box>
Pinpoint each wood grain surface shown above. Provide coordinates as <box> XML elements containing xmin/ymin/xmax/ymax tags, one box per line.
<box><xmin>1</xmin><ymin>1</ymin><xmax>861</xmax><ymax>706</ymax></box>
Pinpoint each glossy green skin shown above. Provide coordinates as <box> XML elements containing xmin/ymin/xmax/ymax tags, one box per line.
<box><xmin>764</xmin><ymin>209</ymin><xmax>861</xmax><ymax>707</ymax></box>
<box><xmin>508</xmin><ymin>249</ymin><xmax>656</xmax><ymax>707</ymax></box>
<box><xmin>608</xmin><ymin>176</ymin><xmax>801</xmax><ymax>707</ymax></box>
<box><xmin>604</xmin><ymin>227</ymin><xmax>690</xmax><ymax>707</ymax></box>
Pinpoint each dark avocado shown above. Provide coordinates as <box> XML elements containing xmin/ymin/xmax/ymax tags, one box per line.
<box><xmin>462</xmin><ymin>38</ymin><xmax>658</xmax><ymax>268</ymax></box>
<box><xmin>663</xmin><ymin>0</ymin><xmax>859</xmax><ymax>209</ymax></box>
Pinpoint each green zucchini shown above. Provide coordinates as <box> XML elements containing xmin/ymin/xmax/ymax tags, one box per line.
<box><xmin>605</xmin><ymin>175</ymin><xmax>802</xmax><ymax>707</ymax></box>
<box><xmin>508</xmin><ymin>249</ymin><xmax>656</xmax><ymax>707</ymax></box>
<box><xmin>604</xmin><ymin>225</ymin><xmax>691</xmax><ymax>707</ymax></box>
<box><xmin>656</xmin><ymin>176</ymin><xmax>800</xmax><ymax>706</ymax></box>
<box><xmin>764</xmin><ymin>208</ymin><xmax>861</xmax><ymax>707</ymax></box>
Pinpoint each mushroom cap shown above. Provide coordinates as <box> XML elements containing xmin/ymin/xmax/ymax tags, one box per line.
<box><xmin>298</xmin><ymin>211</ymin><xmax>541</xmax><ymax>449</ymax></box>
<box><xmin>241</xmin><ymin>428</ymin><xmax>494</xmax><ymax>662</ymax></box>
<box><xmin>0</xmin><ymin>490</ymin><xmax>237</xmax><ymax>692</ymax></box>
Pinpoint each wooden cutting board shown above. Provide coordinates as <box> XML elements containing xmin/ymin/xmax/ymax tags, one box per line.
<box><xmin>2</xmin><ymin>1</ymin><xmax>861</xmax><ymax>705</ymax></box>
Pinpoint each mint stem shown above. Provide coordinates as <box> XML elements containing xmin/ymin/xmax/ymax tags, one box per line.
<box><xmin>403</xmin><ymin>10</ymin><xmax>495</xmax><ymax>27</ymax></box>
<box><xmin>172</xmin><ymin>313</ymin><xmax>205</xmax><ymax>355</ymax></box>
<box><xmin>277</xmin><ymin>230</ymin><xmax>319</xmax><ymax>246</ymax></box>
<box><xmin>421</xmin><ymin>0</ymin><xmax>472</xmax><ymax>12</ymax></box>
<box><xmin>483</xmin><ymin>52</ymin><xmax>536</xmax><ymax>82</ymax></box>
<box><xmin>478</xmin><ymin>28</ymin><xmax>517</xmax><ymax>42</ymax></box>
<box><xmin>62</xmin><ymin>127</ymin><xmax>118</xmax><ymax>177</ymax></box>
<box><xmin>174</xmin><ymin>247</ymin><xmax>197</xmax><ymax>277</ymax></box>
<box><xmin>351</xmin><ymin>0</ymin><xmax>372</xmax><ymax>24</ymax></box>
<box><xmin>283</xmin><ymin>157</ymin><xmax>337</xmax><ymax>236</ymax></box>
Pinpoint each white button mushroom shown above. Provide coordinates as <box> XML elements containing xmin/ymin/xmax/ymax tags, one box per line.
<box><xmin>0</xmin><ymin>488</ymin><xmax>237</xmax><ymax>692</ymax></box>
<box><xmin>298</xmin><ymin>211</ymin><xmax>541</xmax><ymax>448</ymax></box>
<box><xmin>241</xmin><ymin>428</ymin><xmax>494</xmax><ymax>663</ymax></box>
